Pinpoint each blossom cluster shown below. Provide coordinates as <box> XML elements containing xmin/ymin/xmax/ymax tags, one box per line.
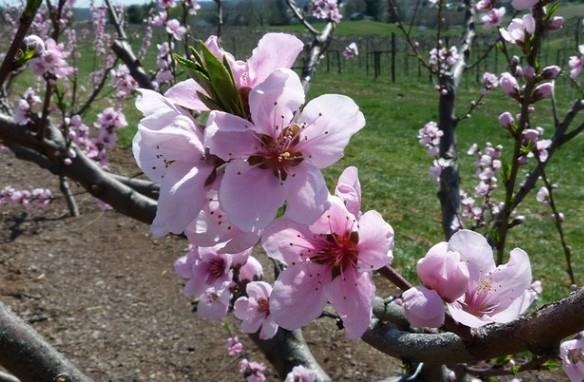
<box><xmin>403</xmin><ymin>230</ymin><xmax>539</xmax><ymax>328</ymax></box>
<box><xmin>569</xmin><ymin>45</ymin><xmax>584</xmax><ymax>79</ymax></box>
<box><xmin>134</xmin><ymin>33</ymin><xmax>395</xmax><ymax>340</ymax></box>
<box><xmin>154</xmin><ymin>42</ymin><xmax>173</xmax><ymax>87</ymax></box>
<box><xmin>14</xmin><ymin>88</ymin><xmax>42</xmax><ymax>125</ymax></box>
<box><xmin>429</xmin><ymin>46</ymin><xmax>459</xmax><ymax>70</ymax></box>
<box><xmin>342</xmin><ymin>42</ymin><xmax>358</xmax><ymax>60</ymax></box>
<box><xmin>224</xmin><ymin>336</ymin><xmax>268</xmax><ymax>382</ymax></box>
<box><xmin>475</xmin><ymin>1</ymin><xmax>505</xmax><ymax>30</ymax></box>
<box><xmin>0</xmin><ymin>186</ymin><xmax>52</xmax><ymax>209</ymax></box>
<box><xmin>112</xmin><ymin>65</ymin><xmax>138</xmax><ymax>100</ymax></box>
<box><xmin>28</xmin><ymin>37</ymin><xmax>74</xmax><ymax>79</ymax></box>
<box><xmin>311</xmin><ymin>0</ymin><xmax>342</xmax><ymax>23</ymax></box>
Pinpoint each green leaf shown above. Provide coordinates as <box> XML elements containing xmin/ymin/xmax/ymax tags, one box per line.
<box><xmin>541</xmin><ymin>359</ymin><xmax>560</xmax><ymax>371</ymax></box>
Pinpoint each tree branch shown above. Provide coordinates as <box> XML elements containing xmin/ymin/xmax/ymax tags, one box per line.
<box><xmin>0</xmin><ymin>301</ymin><xmax>91</xmax><ymax>382</ymax></box>
<box><xmin>363</xmin><ymin>288</ymin><xmax>584</xmax><ymax>364</ymax></box>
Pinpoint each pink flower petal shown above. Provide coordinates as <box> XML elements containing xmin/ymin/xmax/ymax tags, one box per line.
<box><xmin>283</xmin><ymin>165</ymin><xmax>330</xmax><ymax>225</ymax></box>
<box><xmin>335</xmin><ymin>166</ymin><xmax>361</xmax><ymax>216</ymax></box>
<box><xmin>325</xmin><ymin>268</ymin><xmax>374</xmax><ymax>339</ymax></box>
<box><xmin>297</xmin><ymin>94</ymin><xmax>365</xmax><ymax>168</ymax></box>
<box><xmin>247</xmin><ymin>33</ymin><xmax>304</xmax><ymax>87</ymax></box>
<box><xmin>447</xmin><ymin>301</ymin><xmax>490</xmax><ymax>328</ymax></box>
<box><xmin>269</xmin><ymin>263</ymin><xmax>329</xmax><ymax>330</ymax></box>
<box><xmin>448</xmin><ymin>229</ymin><xmax>496</xmax><ymax>282</ymax></box>
<box><xmin>219</xmin><ymin>160</ymin><xmax>288</xmax><ymax>233</ymax></box>
<box><xmin>164</xmin><ymin>78</ymin><xmax>209</xmax><ymax>111</ymax></box>
<box><xmin>248</xmin><ymin>68</ymin><xmax>304</xmax><ymax>138</ymax></box>
<box><xmin>403</xmin><ymin>286</ymin><xmax>445</xmax><ymax>328</ymax></box>
<box><xmin>487</xmin><ymin>248</ymin><xmax>532</xmax><ymax>308</ymax></box>
<box><xmin>262</xmin><ymin>218</ymin><xmax>316</xmax><ymax>265</ymax></box>
<box><xmin>310</xmin><ymin>196</ymin><xmax>357</xmax><ymax>236</ymax></box>
<box><xmin>205</xmin><ymin>111</ymin><xmax>260</xmax><ymax>161</ymax></box>
<box><xmin>259</xmin><ymin>319</ymin><xmax>279</xmax><ymax>340</ymax></box>
<box><xmin>152</xmin><ymin>162</ymin><xmax>211</xmax><ymax>236</ymax></box>
<box><xmin>356</xmin><ymin>210</ymin><xmax>394</xmax><ymax>271</ymax></box>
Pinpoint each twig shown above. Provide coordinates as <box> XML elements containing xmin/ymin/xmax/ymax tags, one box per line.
<box><xmin>59</xmin><ymin>175</ymin><xmax>80</xmax><ymax>217</ymax></box>
<box><xmin>285</xmin><ymin>0</ymin><xmax>319</xmax><ymax>35</ymax></box>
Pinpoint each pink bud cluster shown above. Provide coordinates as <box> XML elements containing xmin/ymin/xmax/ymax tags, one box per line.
<box><xmin>226</xmin><ymin>336</ymin><xmax>243</xmax><ymax>356</ymax></box>
<box><xmin>480</xmin><ymin>72</ymin><xmax>498</xmax><ymax>94</ymax></box>
<box><xmin>418</xmin><ymin>121</ymin><xmax>442</xmax><ymax>157</ymax></box>
<box><xmin>166</xmin><ymin>19</ymin><xmax>186</xmax><ymax>41</ymax></box>
<box><xmin>471</xmin><ymin>142</ymin><xmax>502</xmax><ymax>198</ymax></box>
<box><xmin>112</xmin><ymin>65</ymin><xmax>138</xmax><ymax>100</ymax></box>
<box><xmin>155</xmin><ymin>43</ymin><xmax>173</xmax><ymax>87</ymax></box>
<box><xmin>0</xmin><ymin>186</ymin><xmax>52</xmax><ymax>209</ymax></box>
<box><xmin>91</xmin><ymin>5</ymin><xmax>111</xmax><ymax>56</ymax></box>
<box><xmin>311</xmin><ymin>0</ymin><xmax>342</xmax><ymax>23</ymax></box>
<box><xmin>95</xmin><ymin>107</ymin><xmax>127</xmax><ymax>149</ymax></box>
<box><xmin>429</xmin><ymin>46</ymin><xmax>459</xmax><ymax>70</ymax></box>
<box><xmin>342</xmin><ymin>42</ymin><xmax>358</xmax><ymax>60</ymax></box>
<box><xmin>14</xmin><ymin>88</ymin><xmax>42</xmax><ymax>125</ymax></box>
<box><xmin>239</xmin><ymin>359</ymin><xmax>267</xmax><ymax>382</ymax></box>
<box><xmin>500</xmin><ymin>70</ymin><xmax>555</xmax><ymax>103</ymax></box>
<box><xmin>29</xmin><ymin>38</ymin><xmax>74</xmax><ymax>79</ymax></box>
<box><xmin>66</xmin><ymin>115</ymin><xmax>106</xmax><ymax>168</ymax></box>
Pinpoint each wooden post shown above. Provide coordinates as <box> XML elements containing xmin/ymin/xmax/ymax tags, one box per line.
<box><xmin>391</xmin><ymin>33</ymin><xmax>396</xmax><ymax>83</ymax></box>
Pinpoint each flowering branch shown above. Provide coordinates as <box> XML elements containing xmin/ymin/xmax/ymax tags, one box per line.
<box><xmin>363</xmin><ymin>288</ymin><xmax>584</xmax><ymax>364</ymax></box>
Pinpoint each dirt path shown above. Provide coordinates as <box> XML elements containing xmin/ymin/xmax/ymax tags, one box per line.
<box><xmin>0</xmin><ymin>149</ymin><xmax>407</xmax><ymax>381</ymax></box>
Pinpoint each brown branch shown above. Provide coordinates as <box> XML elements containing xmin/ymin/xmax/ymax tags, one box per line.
<box><xmin>0</xmin><ymin>301</ymin><xmax>91</xmax><ymax>381</ymax></box>
<box><xmin>363</xmin><ymin>288</ymin><xmax>584</xmax><ymax>364</ymax></box>
<box><xmin>59</xmin><ymin>175</ymin><xmax>80</xmax><ymax>217</ymax></box>
<box><xmin>301</xmin><ymin>22</ymin><xmax>335</xmax><ymax>92</ymax></box>
<box><xmin>0</xmin><ymin>0</ymin><xmax>42</xmax><ymax>90</ymax></box>
<box><xmin>285</xmin><ymin>0</ymin><xmax>319</xmax><ymax>35</ymax></box>
<box><xmin>111</xmin><ymin>41</ymin><xmax>155</xmax><ymax>90</ymax></box>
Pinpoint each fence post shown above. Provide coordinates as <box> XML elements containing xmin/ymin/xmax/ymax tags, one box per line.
<box><xmin>391</xmin><ymin>32</ymin><xmax>396</xmax><ymax>83</ymax></box>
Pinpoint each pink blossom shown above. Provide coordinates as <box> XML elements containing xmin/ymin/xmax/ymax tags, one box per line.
<box><xmin>262</xmin><ymin>173</ymin><xmax>393</xmax><ymax>339</ymax></box>
<box><xmin>416</xmin><ymin>242</ymin><xmax>470</xmax><ymax>302</ymax></box>
<box><xmin>311</xmin><ymin>0</ymin><xmax>342</xmax><ymax>22</ymax></box>
<box><xmin>29</xmin><ymin>38</ymin><xmax>73</xmax><ymax>78</ymax></box>
<box><xmin>569</xmin><ymin>48</ymin><xmax>584</xmax><ymax>79</ymax></box>
<box><xmin>234</xmin><ymin>281</ymin><xmax>279</xmax><ymax>339</ymax></box>
<box><xmin>205</xmin><ymin>69</ymin><xmax>364</xmax><ymax>232</ymax></box>
<box><xmin>476</xmin><ymin>0</ymin><xmax>494</xmax><ymax>11</ymax></box>
<box><xmin>165</xmin><ymin>19</ymin><xmax>186</xmax><ymax>41</ymax></box>
<box><xmin>285</xmin><ymin>365</ymin><xmax>316</xmax><ymax>382</ymax></box>
<box><xmin>174</xmin><ymin>246</ymin><xmax>234</xmax><ymax>298</ymax></box>
<box><xmin>498</xmin><ymin>112</ymin><xmax>515</xmax><ymax>128</ymax></box>
<box><xmin>500</xmin><ymin>15</ymin><xmax>535</xmax><ymax>45</ymax></box>
<box><xmin>184</xmin><ymin>189</ymin><xmax>261</xmax><ymax>253</ymax></box>
<box><xmin>533</xmin><ymin>82</ymin><xmax>554</xmax><ymax>101</ymax></box>
<box><xmin>240</xmin><ymin>359</ymin><xmax>267</xmax><ymax>382</ymax></box>
<box><xmin>535</xmin><ymin>139</ymin><xmax>552</xmax><ymax>162</ymax></box>
<box><xmin>158</xmin><ymin>0</ymin><xmax>176</xmax><ymax>8</ymax></box>
<box><xmin>226</xmin><ymin>336</ymin><xmax>243</xmax><ymax>356</ymax></box>
<box><xmin>481</xmin><ymin>72</ymin><xmax>499</xmax><ymax>92</ymax></box>
<box><xmin>403</xmin><ymin>286</ymin><xmax>445</xmax><ymax>328</ymax></box>
<box><xmin>511</xmin><ymin>0</ymin><xmax>538</xmax><ymax>10</ymax></box>
<box><xmin>481</xmin><ymin>7</ymin><xmax>505</xmax><ymax>30</ymax></box>
<box><xmin>418</xmin><ymin>121</ymin><xmax>443</xmax><ymax>157</ymax></box>
<box><xmin>239</xmin><ymin>256</ymin><xmax>264</xmax><ymax>282</ymax></box>
<box><xmin>334</xmin><ymin>166</ymin><xmax>361</xmax><ymax>217</ymax></box>
<box><xmin>133</xmin><ymin>90</ymin><xmax>215</xmax><ymax>236</ymax></box>
<box><xmin>150</xmin><ymin>11</ymin><xmax>167</xmax><ymax>27</ymax></box>
<box><xmin>446</xmin><ymin>230</ymin><xmax>533</xmax><ymax>328</ymax></box>
<box><xmin>500</xmin><ymin>72</ymin><xmax>520</xmax><ymax>97</ymax></box>
<box><xmin>198</xmin><ymin>282</ymin><xmax>231</xmax><ymax>320</ymax></box>
<box><xmin>560</xmin><ymin>333</ymin><xmax>584</xmax><ymax>382</ymax></box>
<box><xmin>23</xmin><ymin>34</ymin><xmax>45</xmax><ymax>54</ymax></box>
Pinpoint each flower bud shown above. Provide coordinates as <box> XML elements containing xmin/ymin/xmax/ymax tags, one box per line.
<box><xmin>500</xmin><ymin>72</ymin><xmax>520</xmax><ymax>97</ymax></box>
<box><xmin>533</xmin><ymin>82</ymin><xmax>554</xmax><ymax>101</ymax></box>
<box><xmin>239</xmin><ymin>256</ymin><xmax>263</xmax><ymax>282</ymax></box>
<box><xmin>498</xmin><ymin>111</ymin><xmax>515</xmax><ymax>128</ymax></box>
<box><xmin>23</xmin><ymin>35</ymin><xmax>45</xmax><ymax>54</ymax></box>
<box><xmin>523</xmin><ymin>65</ymin><xmax>535</xmax><ymax>80</ymax></box>
<box><xmin>541</xmin><ymin>65</ymin><xmax>561</xmax><ymax>80</ymax></box>
<box><xmin>402</xmin><ymin>286</ymin><xmax>445</xmax><ymax>328</ymax></box>
<box><xmin>417</xmin><ymin>242</ymin><xmax>470</xmax><ymax>302</ymax></box>
<box><xmin>548</xmin><ymin>16</ymin><xmax>564</xmax><ymax>31</ymax></box>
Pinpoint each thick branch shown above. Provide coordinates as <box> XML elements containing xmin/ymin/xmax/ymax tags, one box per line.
<box><xmin>301</xmin><ymin>22</ymin><xmax>335</xmax><ymax>92</ymax></box>
<box><xmin>251</xmin><ymin>329</ymin><xmax>331</xmax><ymax>381</ymax></box>
<box><xmin>111</xmin><ymin>41</ymin><xmax>154</xmax><ymax>90</ymax></box>
<box><xmin>363</xmin><ymin>288</ymin><xmax>584</xmax><ymax>364</ymax></box>
<box><xmin>0</xmin><ymin>301</ymin><xmax>91</xmax><ymax>382</ymax></box>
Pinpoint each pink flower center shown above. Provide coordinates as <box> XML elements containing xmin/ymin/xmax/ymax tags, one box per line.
<box><xmin>249</xmin><ymin>124</ymin><xmax>304</xmax><ymax>181</ymax></box>
<box><xmin>208</xmin><ymin>258</ymin><xmax>226</xmax><ymax>280</ymax></box>
<box><xmin>312</xmin><ymin>231</ymin><xmax>359</xmax><ymax>278</ymax></box>
<box><xmin>257</xmin><ymin>298</ymin><xmax>270</xmax><ymax>315</ymax></box>
<box><xmin>462</xmin><ymin>278</ymin><xmax>497</xmax><ymax>315</ymax></box>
